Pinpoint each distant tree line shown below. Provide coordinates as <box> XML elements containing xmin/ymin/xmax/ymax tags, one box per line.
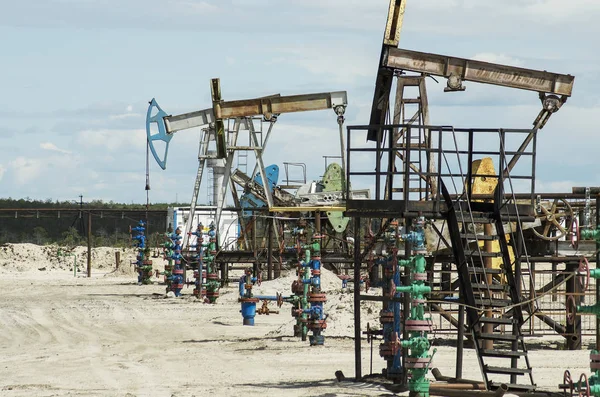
<box><xmin>0</xmin><ymin>197</ymin><xmax>187</xmax><ymax>247</ymax></box>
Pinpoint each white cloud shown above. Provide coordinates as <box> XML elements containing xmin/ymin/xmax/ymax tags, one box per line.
<box><xmin>109</xmin><ymin>112</ymin><xmax>142</xmax><ymax>120</ymax></box>
<box><xmin>472</xmin><ymin>53</ymin><xmax>523</xmax><ymax>67</ymax></box>
<box><xmin>40</xmin><ymin>142</ymin><xmax>72</xmax><ymax>154</ymax></box>
<box><xmin>9</xmin><ymin>157</ymin><xmax>44</xmax><ymax>185</ymax></box>
<box><xmin>270</xmin><ymin>45</ymin><xmax>375</xmax><ymax>83</ymax></box>
<box><xmin>0</xmin><ymin>164</ymin><xmax>5</xmax><ymax>182</ymax></box>
<box><xmin>77</xmin><ymin>128</ymin><xmax>146</xmax><ymax>152</ymax></box>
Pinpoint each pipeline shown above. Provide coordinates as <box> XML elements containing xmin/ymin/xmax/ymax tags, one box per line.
<box><xmin>237</xmin><ymin>218</ymin><xmax>327</xmax><ymax>346</ymax></box>
<box><xmin>168</xmin><ymin>228</ymin><xmax>184</xmax><ymax>296</ymax></box>
<box><xmin>376</xmin><ymin>221</ymin><xmax>403</xmax><ymax>380</ymax></box>
<box><xmin>203</xmin><ymin>222</ymin><xmax>221</xmax><ymax>303</ymax></box>
<box><xmin>187</xmin><ymin>223</ymin><xmax>207</xmax><ymax>301</ymax></box>
<box><xmin>155</xmin><ymin>225</ymin><xmax>174</xmax><ymax>293</ymax></box>
<box><xmin>131</xmin><ymin>220</ymin><xmax>153</xmax><ymax>285</ymax></box>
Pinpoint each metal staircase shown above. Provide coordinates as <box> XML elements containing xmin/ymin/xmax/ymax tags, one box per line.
<box><xmin>442</xmin><ymin>182</ymin><xmax>535</xmax><ymax>392</ymax></box>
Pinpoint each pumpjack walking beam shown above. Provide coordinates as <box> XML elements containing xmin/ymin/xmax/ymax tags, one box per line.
<box><xmin>368</xmin><ymin>0</ymin><xmax>407</xmax><ymax>141</ymax></box>
<box><xmin>384</xmin><ymin>48</ymin><xmax>574</xmax><ymax>174</ymax></box>
<box><xmin>146</xmin><ymin>80</ymin><xmax>348</xmax><ymax>249</ymax></box>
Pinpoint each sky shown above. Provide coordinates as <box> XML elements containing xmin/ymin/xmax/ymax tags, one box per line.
<box><xmin>0</xmin><ymin>0</ymin><xmax>599</xmax><ymax>204</ymax></box>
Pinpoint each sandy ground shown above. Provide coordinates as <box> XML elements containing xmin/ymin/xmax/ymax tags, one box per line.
<box><xmin>0</xmin><ymin>244</ymin><xmax>593</xmax><ymax>396</ymax></box>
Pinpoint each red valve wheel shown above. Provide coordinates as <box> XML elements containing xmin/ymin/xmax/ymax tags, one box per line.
<box><xmin>578</xmin><ymin>373</ymin><xmax>590</xmax><ymax>397</ymax></box>
<box><xmin>563</xmin><ymin>370</ymin><xmax>574</xmax><ymax>397</ymax></box>
<box><xmin>578</xmin><ymin>257</ymin><xmax>591</xmax><ymax>292</ymax></box>
<box><xmin>388</xmin><ymin>280</ymin><xmax>396</xmax><ymax>299</ymax></box>
<box><xmin>571</xmin><ymin>216</ymin><xmax>580</xmax><ymax>250</ymax></box>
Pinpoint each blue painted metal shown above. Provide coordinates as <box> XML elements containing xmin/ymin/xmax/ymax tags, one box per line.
<box><xmin>146</xmin><ymin>98</ymin><xmax>173</xmax><ymax>170</ymax></box>
<box><xmin>131</xmin><ymin>220</ymin><xmax>153</xmax><ymax>285</ymax></box>
<box><xmin>167</xmin><ymin>228</ymin><xmax>184</xmax><ymax>296</ymax></box>
<box><xmin>240</xmin><ymin>165</ymin><xmax>279</xmax><ymax>217</ymax></box>
<box><xmin>238</xmin><ymin>268</ymin><xmax>260</xmax><ymax>326</ymax></box>
<box><xmin>241</xmin><ymin>301</ymin><xmax>257</xmax><ymax>326</ymax></box>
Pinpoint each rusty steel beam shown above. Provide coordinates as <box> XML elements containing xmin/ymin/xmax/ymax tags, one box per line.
<box><xmin>214</xmin><ymin>91</ymin><xmax>347</xmax><ymax>120</ymax></box>
<box><xmin>164</xmin><ymin>107</ymin><xmax>214</xmax><ymax>134</ymax></box>
<box><xmin>368</xmin><ymin>0</ymin><xmax>407</xmax><ymax>141</ymax></box>
<box><xmin>383</xmin><ymin>0</ymin><xmax>406</xmax><ymax>47</ymax></box>
<box><xmin>385</xmin><ymin>48</ymin><xmax>574</xmax><ymax>96</ymax></box>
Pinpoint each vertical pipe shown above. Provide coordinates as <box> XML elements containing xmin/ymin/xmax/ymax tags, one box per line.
<box><xmin>402</xmin><ymin>218</ymin><xmax>411</xmax><ymax>386</ymax></box>
<box><xmin>483</xmin><ymin>224</ymin><xmax>493</xmax><ymax>350</ymax></box>
<box><xmin>346</xmin><ymin>126</ymin><xmax>351</xmax><ymax>201</ymax></box>
<box><xmin>267</xmin><ymin>215</ymin><xmax>273</xmax><ymax>281</ymax></box>
<box><xmin>115</xmin><ymin>251</ymin><xmax>120</xmax><ymax>270</ymax></box>
<box><xmin>354</xmin><ymin>217</ymin><xmax>362</xmax><ymax>380</ymax></box>
<box><xmin>456</xmin><ymin>304</ymin><xmax>465</xmax><ymax>379</ymax></box>
<box><xmin>596</xmin><ymin>194</ymin><xmax>600</xmax><ymax>350</ymax></box>
<box><xmin>87</xmin><ymin>211</ymin><xmax>92</xmax><ymax>278</ymax></box>
<box><xmin>566</xmin><ymin>261</ymin><xmax>582</xmax><ymax>350</ymax></box>
<box><xmin>376</xmin><ymin>128</ymin><xmax>382</xmax><ymax>201</ymax></box>
<box><xmin>315</xmin><ymin>211</ymin><xmax>321</xmax><ymax>237</ymax></box>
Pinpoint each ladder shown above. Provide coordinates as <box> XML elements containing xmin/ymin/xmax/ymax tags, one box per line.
<box><xmin>441</xmin><ymin>182</ymin><xmax>535</xmax><ymax>393</ymax></box>
<box><xmin>389</xmin><ymin>74</ymin><xmax>436</xmax><ymax>200</ymax></box>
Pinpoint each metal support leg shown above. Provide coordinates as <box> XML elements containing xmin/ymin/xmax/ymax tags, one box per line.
<box><xmin>456</xmin><ymin>304</ymin><xmax>465</xmax><ymax>380</ymax></box>
<box><xmin>353</xmin><ymin>217</ymin><xmax>362</xmax><ymax>380</ymax></box>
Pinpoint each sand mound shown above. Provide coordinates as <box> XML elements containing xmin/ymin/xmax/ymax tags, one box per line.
<box><xmin>0</xmin><ymin>243</ymin><xmax>153</xmax><ymax>275</ymax></box>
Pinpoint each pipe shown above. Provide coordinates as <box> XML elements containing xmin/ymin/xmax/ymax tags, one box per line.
<box><xmin>238</xmin><ymin>276</ymin><xmax>245</xmax><ymax>297</ymax></box>
<box><xmin>494</xmin><ymin>383</ymin><xmax>508</xmax><ymax>397</ymax></box>
<box><xmin>429</xmin><ymin>386</ymin><xmax>507</xmax><ymax>397</ymax></box>
<box><xmin>429</xmin><ymin>303</ymin><xmax>469</xmax><ymax>334</ymax></box>
<box><xmin>429</xmin><ymin>383</ymin><xmax>485</xmax><ymax>390</ymax></box>
<box><xmin>431</xmin><ymin>369</ymin><xmax>486</xmax><ymax>389</ymax></box>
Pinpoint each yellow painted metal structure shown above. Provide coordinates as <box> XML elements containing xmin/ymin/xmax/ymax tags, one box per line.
<box><xmin>470</xmin><ymin>158</ymin><xmax>514</xmax><ymax>270</ymax></box>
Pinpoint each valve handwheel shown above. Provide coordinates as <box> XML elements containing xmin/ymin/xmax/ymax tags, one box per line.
<box><xmin>389</xmin><ymin>280</ymin><xmax>396</xmax><ymax>299</ymax></box>
<box><xmin>578</xmin><ymin>373</ymin><xmax>590</xmax><ymax>397</ymax></box>
<box><xmin>563</xmin><ymin>370</ymin><xmax>574</xmax><ymax>397</ymax></box>
<box><xmin>578</xmin><ymin>257</ymin><xmax>591</xmax><ymax>292</ymax></box>
<box><xmin>532</xmin><ymin>198</ymin><xmax>574</xmax><ymax>241</ymax></box>
<box><xmin>571</xmin><ymin>216</ymin><xmax>580</xmax><ymax>250</ymax></box>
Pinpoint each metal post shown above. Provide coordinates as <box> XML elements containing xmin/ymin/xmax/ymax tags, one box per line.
<box><xmin>566</xmin><ymin>261</ymin><xmax>582</xmax><ymax>350</ymax></box>
<box><xmin>87</xmin><ymin>211</ymin><xmax>92</xmax><ymax>278</ymax></box>
<box><xmin>115</xmin><ymin>251</ymin><xmax>120</xmax><ymax>270</ymax></box>
<box><xmin>315</xmin><ymin>210</ymin><xmax>321</xmax><ymax>236</ymax></box>
<box><xmin>267</xmin><ymin>215</ymin><xmax>273</xmax><ymax>281</ymax></box>
<box><xmin>456</xmin><ymin>304</ymin><xmax>465</xmax><ymax>380</ymax></box>
<box><xmin>483</xmin><ymin>224</ymin><xmax>493</xmax><ymax>350</ymax></box>
<box><xmin>353</xmin><ymin>217</ymin><xmax>362</xmax><ymax>380</ymax></box>
<box><xmin>596</xmin><ymin>194</ymin><xmax>600</xmax><ymax>350</ymax></box>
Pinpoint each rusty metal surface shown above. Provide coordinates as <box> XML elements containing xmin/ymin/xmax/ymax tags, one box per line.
<box><xmin>383</xmin><ymin>0</ymin><xmax>406</xmax><ymax>46</ymax></box>
<box><xmin>385</xmin><ymin>48</ymin><xmax>574</xmax><ymax>96</ymax></box>
<box><xmin>215</xmin><ymin>91</ymin><xmax>347</xmax><ymax>119</ymax></box>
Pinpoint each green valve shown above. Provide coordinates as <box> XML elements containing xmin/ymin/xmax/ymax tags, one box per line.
<box><xmin>581</xmin><ymin>228</ymin><xmax>600</xmax><ymax>241</ymax></box>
